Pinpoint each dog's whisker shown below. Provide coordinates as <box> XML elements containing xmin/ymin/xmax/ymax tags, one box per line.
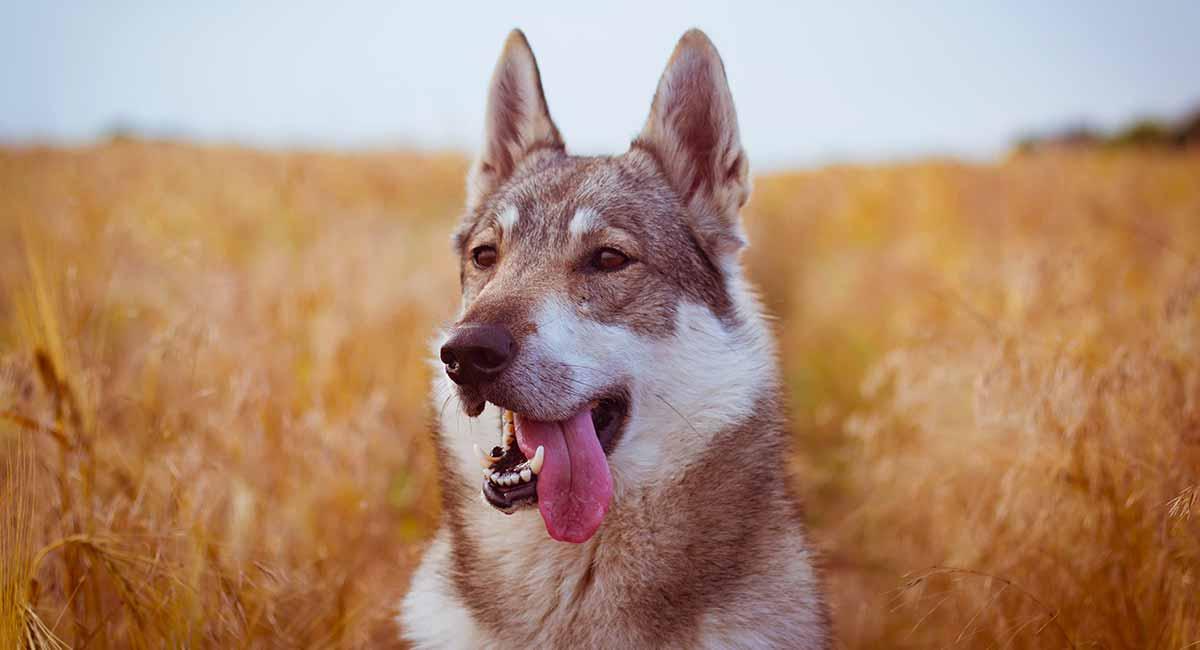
<box><xmin>437</xmin><ymin>392</ymin><xmax>456</xmax><ymax>421</ymax></box>
<box><xmin>654</xmin><ymin>393</ymin><xmax>702</xmax><ymax>438</ymax></box>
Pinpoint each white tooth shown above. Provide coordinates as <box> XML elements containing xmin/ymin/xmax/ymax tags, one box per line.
<box><xmin>490</xmin><ymin>471</ymin><xmax>501</xmax><ymax>484</ymax></box>
<box><xmin>529</xmin><ymin>446</ymin><xmax>545</xmax><ymax>474</ymax></box>
<box><xmin>520</xmin><ymin>468</ymin><xmax>532</xmax><ymax>483</ymax></box>
<box><xmin>502</xmin><ymin>474</ymin><xmax>514</xmax><ymax>486</ymax></box>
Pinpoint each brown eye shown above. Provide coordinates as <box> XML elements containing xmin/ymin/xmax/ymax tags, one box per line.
<box><xmin>592</xmin><ymin>247</ymin><xmax>631</xmax><ymax>272</ymax></box>
<box><xmin>472</xmin><ymin>245</ymin><xmax>498</xmax><ymax>269</ymax></box>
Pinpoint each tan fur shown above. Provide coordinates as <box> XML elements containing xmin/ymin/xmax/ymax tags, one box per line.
<box><xmin>400</xmin><ymin>28</ymin><xmax>830</xmax><ymax>648</ymax></box>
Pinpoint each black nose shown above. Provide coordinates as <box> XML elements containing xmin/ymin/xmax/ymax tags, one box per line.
<box><xmin>440</xmin><ymin>324</ymin><xmax>516</xmax><ymax>387</ymax></box>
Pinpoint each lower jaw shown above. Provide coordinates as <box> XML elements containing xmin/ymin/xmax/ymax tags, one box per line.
<box><xmin>481</xmin><ymin>479</ymin><xmax>537</xmax><ymax>514</ymax></box>
<box><xmin>477</xmin><ymin>408</ymin><xmax>541</xmax><ymax>514</ymax></box>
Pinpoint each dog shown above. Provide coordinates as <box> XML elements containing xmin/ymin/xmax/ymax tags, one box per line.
<box><xmin>399</xmin><ymin>28</ymin><xmax>830</xmax><ymax>648</ymax></box>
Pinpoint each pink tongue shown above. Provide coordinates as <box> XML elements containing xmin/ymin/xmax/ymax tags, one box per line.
<box><xmin>515</xmin><ymin>409</ymin><xmax>613</xmax><ymax>543</ymax></box>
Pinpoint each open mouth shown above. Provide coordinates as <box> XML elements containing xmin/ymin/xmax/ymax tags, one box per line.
<box><xmin>474</xmin><ymin>394</ymin><xmax>628</xmax><ymax>543</ymax></box>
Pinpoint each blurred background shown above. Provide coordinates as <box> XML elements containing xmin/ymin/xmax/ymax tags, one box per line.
<box><xmin>5</xmin><ymin>1</ymin><xmax>1200</xmax><ymax>162</ymax></box>
<box><xmin>1</xmin><ymin>2</ymin><xmax>1198</xmax><ymax>649</ymax></box>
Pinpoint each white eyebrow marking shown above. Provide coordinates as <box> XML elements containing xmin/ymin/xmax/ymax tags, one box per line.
<box><xmin>497</xmin><ymin>205</ymin><xmax>519</xmax><ymax>233</ymax></box>
<box><xmin>568</xmin><ymin>207</ymin><xmax>601</xmax><ymax>239</ymax></box>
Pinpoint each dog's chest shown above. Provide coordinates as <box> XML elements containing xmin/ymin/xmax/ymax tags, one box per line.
<box><xmin>480</xmin><ymin>542</ymin><xmax>654</xmax><ymax>645</ymax></box>
<box><xmin>448</xmin><ymin>520</ymin><xmax>702</xmax><ymax>648</ymax></box>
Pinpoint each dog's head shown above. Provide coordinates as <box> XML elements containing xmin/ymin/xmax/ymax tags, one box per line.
<box><xmin>437</xmin><ymin>29</ymin><xmax>770</xmax><ymax>543</ymax></box>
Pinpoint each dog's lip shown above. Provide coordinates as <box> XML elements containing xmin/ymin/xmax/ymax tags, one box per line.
<box><xmin>462</xmin><ymin>393</ymin><xmax>486</xmax><ymax>418</ymax></box>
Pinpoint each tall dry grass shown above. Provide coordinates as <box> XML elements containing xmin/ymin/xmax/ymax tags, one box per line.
<box><xmin>745</xmin><ymin>155</ymin><xmax>1200</xmax><ymax>647</ymax></box>
<box><xmin>0</xmin><ymin>140</ymin><xmax>1197</xmax><ymax>648</ymax></box>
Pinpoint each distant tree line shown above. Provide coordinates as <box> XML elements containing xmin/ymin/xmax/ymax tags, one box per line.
<box><xmin>1016</xmin><ymin>105</ymin><xmax>1200</xmax><ymax>153</ymax></box>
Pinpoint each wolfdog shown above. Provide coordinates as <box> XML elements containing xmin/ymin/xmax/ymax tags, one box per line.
<box><xmin>400</xmin><ymin>28</ymin><xmax>830</xmax><ymax>648</ymax></box>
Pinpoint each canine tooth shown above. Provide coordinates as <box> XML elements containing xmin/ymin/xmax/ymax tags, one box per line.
<box><xmin>520</xmin><ymin>468</ymin><xmax>532</xmax><ymax>483</ymax></box>
<box><xmin>474</xmin><ymin>444</ymin><xmax>498</xmax><ymax>468</ymax></box>
<box><xmin>529</xmin><ymin>445</ymin><xmax>545</xmax><ymax>474</ymax></box>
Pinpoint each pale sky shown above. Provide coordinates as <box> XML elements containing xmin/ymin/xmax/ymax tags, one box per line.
<box><xmin>3</xmin><ymin>1</ymin><xmax>1198</xmax><ymax>167</ymax></box>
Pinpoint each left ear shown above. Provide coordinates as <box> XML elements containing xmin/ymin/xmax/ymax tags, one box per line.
<box><xmin>633</xmin><ymin>29</ymin><xmax>750</xmax><ymax>259</ymax></box>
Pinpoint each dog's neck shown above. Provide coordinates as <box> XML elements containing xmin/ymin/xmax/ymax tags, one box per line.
<box><xmin>435</xmin><ymin>392</ymin><xmax>793</xmax><ymax>647</ymax></box>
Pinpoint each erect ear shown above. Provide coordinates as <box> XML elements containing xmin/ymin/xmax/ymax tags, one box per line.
<box><xmin>466</xmin><ymin>29</ymin><xmax>564</xmax><ymax>211</ymax></box>
<box><xmin>633</xmin><ymin>29</ymin><xmax>750</xmax><ymax>259</ymax></box>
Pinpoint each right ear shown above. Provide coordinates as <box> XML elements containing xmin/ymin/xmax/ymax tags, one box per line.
<box><xmin>632</xmin><ymin>29</ymin><xmax>749</xmax><ymax>259</ymax></box>
<box><xmin>466</xmin><ymin>29</ymin><xmax>564</xmax><ymax>211</ymax></box>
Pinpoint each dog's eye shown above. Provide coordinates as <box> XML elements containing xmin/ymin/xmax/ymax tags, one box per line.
<box><xmin>472</xmin><ymin>245</ymin><xmax>498</xmax><ymax>269</ymax></box>
<box><xmin>591</xmin><ymin>247</ymin><xmax>631</xmax><ymax>272</ymax></box>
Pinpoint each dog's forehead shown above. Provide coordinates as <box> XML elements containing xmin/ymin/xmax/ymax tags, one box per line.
<box><xmin>490</xmin><ymin>154</ymin><xmax>674</xmax><ymax>246</ymax></box>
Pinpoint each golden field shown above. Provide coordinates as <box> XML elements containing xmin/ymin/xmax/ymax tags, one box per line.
<box><xmin>1</xmin><ymin>140</ymin><xmax>1197</xmax><ymax>648</ymax></box>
